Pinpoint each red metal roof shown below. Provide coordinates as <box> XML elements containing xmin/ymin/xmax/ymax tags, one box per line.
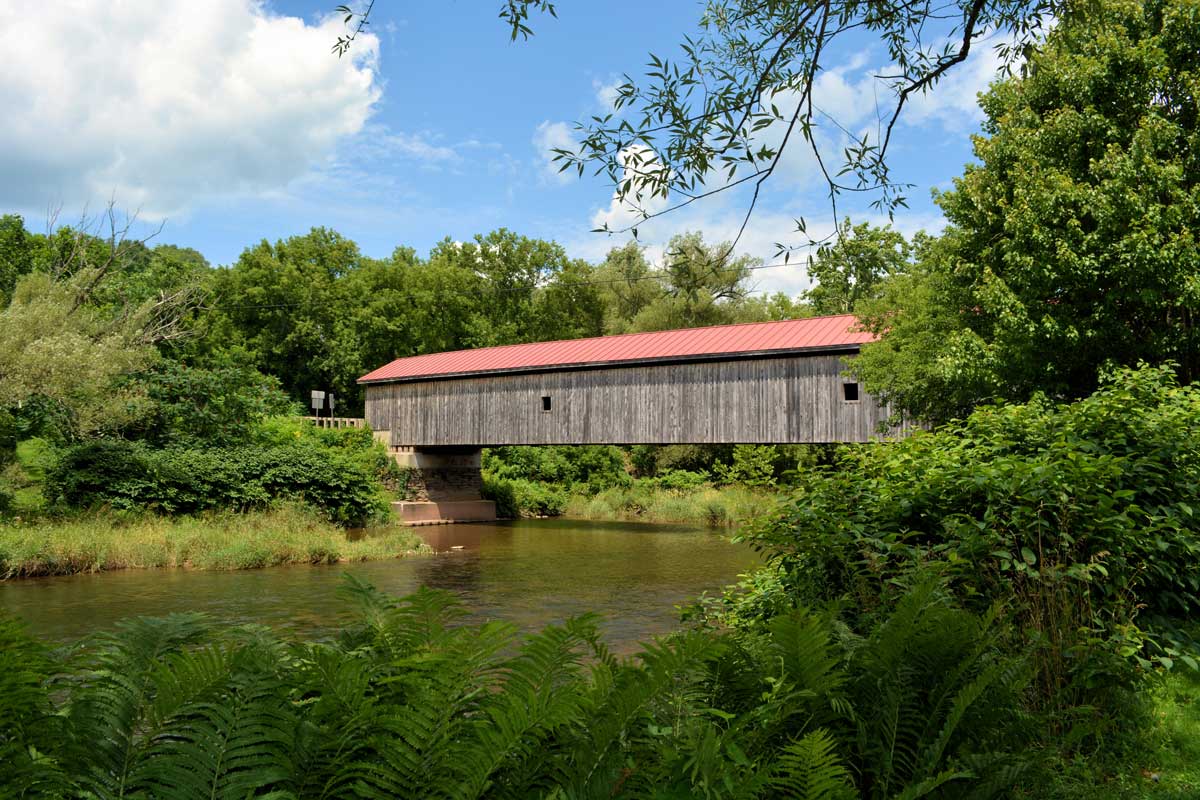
<box><xmin>358</xmin><ymin>314</ymin><xmax>875</xmax><ymax>384</ymax></box>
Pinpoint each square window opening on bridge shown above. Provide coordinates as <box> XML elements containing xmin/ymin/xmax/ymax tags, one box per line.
<box><xmin>541</xmin><ymin>395</ymin><xmax>552</xmax><ymax>412</ymax></box>
<box><xmin>842</xmin><ymin>382</ymin><xmax>860</xmax><ymax>403</ymax></box>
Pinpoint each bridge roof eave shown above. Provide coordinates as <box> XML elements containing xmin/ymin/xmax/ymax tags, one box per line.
<box><xmin>356</xmin><ymin>343</ymin><xmax>863</xmax><ymax>386</ymax></box>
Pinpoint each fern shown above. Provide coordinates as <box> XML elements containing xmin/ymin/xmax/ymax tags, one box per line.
<box><xmin>770</xmin><ymin>729</ymin><xmax>855</xmax><ymax>800</ymax></box>
<box><xmin>453</xmin><ymin>616</ymin><xmax>598</xmax><ymax>799</ymax></box>
<box><xmin>130</xmin><ymin>661</ymin><xmax>296</xmax><ymax>798</ymax></box>
<box><xmin>845</xmin><ymin>579</ymin><xmax>1030</xmax><ymax>799</ymax></box>
<box><xmin>330</xmin><ymin>580</ymin><xmax>519</xmax><ymax>799</ymax></box>
<box><xmin>61</xmin><ymin>612</ymin><xmax>212</xmax><ymax>799</ymax></box>
<box><xmin>0</xmin><ymin>612</ymin><xmax>67</xmax><ymax>798</ymax></box>
<box><xmin>0</xmin><ymin>575</ymin><xmax>1042</xmax><ymax>800</ymax></box>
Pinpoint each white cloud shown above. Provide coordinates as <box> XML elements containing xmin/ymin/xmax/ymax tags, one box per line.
<box><xmin>532</xmin><ymin>120</ymin><xmax>576</xmax><ymax>185</ymax></box>
<box><xmin>0</xmin><ymin>0</ymin><xmax>381</xmax><ymax>218</ymax></box>
<box><xmin>903</xmin><ymin>36</ymin><xmax>1009</xmax><ymax>129</ymax></box>
<box><xmin>593</xmin><ymin>77</ymin><xmax>623</xmax><ymax>113</ymax></box>
<box><xmin>588</xmin><ymin>145</ymin><xmax>675</xmax><ymax>234</ymax></box>
<box><xmin>381</xmin><ymin>132</ymin><xmax>459</xmax><ymax>163</ymax></box>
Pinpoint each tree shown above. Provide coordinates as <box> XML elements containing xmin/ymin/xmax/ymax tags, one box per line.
<box><xmin>204</xmin><ymin>227</ymin><xmax>608</xmax><ymax>410</ymax></box>
<box><xmin>592</xmin><ymin>242</ymin><xmax>666</xmax><ymax>334</ymax></box>
<box><xmin>0</xmin><ymin>215</ymin><xmax>42</xmax><ymax>306</ymax></box>
<box><xmin>337</xmin><ymin>1</ymin><xmax>1051</xmax><ymax>251</ymax></box>
<box><xmin>204</xmin><ymin>228</ymin><xmax>369</xmax><ymax>407</ymax></box>
<box><xmin>426</xmin><ymin>229</ymin><xmax>604</xmax><ymax>347</ymax></box>
<box><xmin>561</xmin><ymin>0</ymin><xmax>1050</xmax><ymax>251</ymax></box>
<box><xmin>0</xmin><ymin>208</ymin><xmax>199</xmax><ymax>439</ymax></box>
<box><xmin>804</xmin><ymin>220</ymin><xmax>910</xmax><ymax>315</ymax></box>
<box><xmin>854</xmin><ymin>0</ymin><xmax>1200</xmax><ymax>422</ymax></box>
<box><xmin>0</xmin><ymin>273</ymin><xmax>154</xmax><ymax>439</ymax></box>
<box><xmin>598</xmin><ymin>232</ymin><xmax>766</xmax><ymax>332</ymax></box>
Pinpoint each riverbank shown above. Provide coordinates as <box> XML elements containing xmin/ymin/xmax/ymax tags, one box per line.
<box><xmin>562</xmin><ymin>483</ymin><xmax>779</xmax><ymax>526</ymax></box>
<box><xmin>0</xmin><ymin>505</ymin><xmax>426</xmax><ymax>579</ymax></box>
<box><xmin>485</xmin><ymin>475</ymin><xmax>784</xmax><ymax>526</ymax></box>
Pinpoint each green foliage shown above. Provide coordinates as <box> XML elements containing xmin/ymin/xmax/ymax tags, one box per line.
<box><xmin>629</xmin><ymin>443</ymin><xmax>727</xmax><ymax>476</ymax></box>
<box><xmin>805</xmin><ymin>220</ymin><xmax>910</xmax><ymax>315</ymax></box>
<box><xmin>594</xmin><ymin>234</ymin><xmax>774</xmax><ymax>334</ymax></box>
<box><xmin>856</xmin><ymin>0</ymin><xmax>1200</xmax><ymax>421</ymax></box>
<box><xmin>743</xmin><ymin>364</ymin><xmax>1200</xmax><ymax>711</ymax></box>
<box><xmin>0</xmin><ymin>576</ymin><xmax>1035</xmax><ymax>798</ymax></box>
<box><xmin>0</xmin><ymin>410</ymin><xmax>16</xmax><ymax>515</ymax></box>
<box><xmin>121</xmin><ymin>361</ymin><xmax>296</xmax><ymax>447</ymax></box>
<box><xmin>483</xmin><ymin>444</ymin><xmax>629</xmax><ymax>492</ymax></box>
<box><xmin>482</xmin><ymin>474</ymin><xmax>568</xmax><ymax>518</ymax></box>
<box><xmin>714</xmin><ymin>444</ymin><xmax>780</xmax><ymax>487</ymax></box>
<box><xmin>649</xmin><ymin>468</ymin><xmax>711</xmax><ymax>491</ymax></box>
<box><xmin>0</xmin><ymin>271</ymin><xmax>155</xmax><ymax>438</ymax></box>
<box><xmin>564</xmin><ymin>481</ymin><xmax>770</xmax><ymax>527</ymax></box>
<box><xmin>0</xmin><ymin>612</ymin><xmax>62</xmax><ymax>793</ymax></box>
<box><xmin>0</xmin><ymin>505</ymin><xmax>423</xmax><ymax>578</ymax></box>
<box><xmin>44</xmin><ymin>431</ymin><xmax>387</xmax><ymax>525</ymax></box>
<box><xmin>0</xmin><ymin>214</ymin><xmax>40</xmax><ymax>306</ymax></box>
<box><xmin>201</xmin><ymin>228</ymin><xmax>609</xmax><ymax>410</ymax></box>
<box><xmin>559</xmin><ymin>0</ymin><xmax>1050</xmax><ymax>232</ymax></box>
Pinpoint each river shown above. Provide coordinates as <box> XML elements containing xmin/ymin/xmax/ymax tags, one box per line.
<box><xmin>0</xmin><ymin>519</ymin><xmax>760</xmax><ymax>649</ymax></box>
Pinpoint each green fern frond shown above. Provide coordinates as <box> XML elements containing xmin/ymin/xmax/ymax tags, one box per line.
<box><xmin>452</xmin><ymin>616</ymin><xmax>599</xmax><ymax>799</ymax></box>
<box><xmin>0</xmin><ymin>612</ymin><xmax>68</xmax><ymax>797</ymax></box>
<box><xmin>890</xmin><ymin>767</ymin><xmax>974</xmax><ymax>800</ymax></box>
<box><xmin>770</xmin><ymin>728</ymin><xmax>855</xmax><ymax>800</ymax></box>
<box><xmin>131</xmin><ymin>667</ymin><xmax>296</xmax><ymax>799</ymax></box>
<box><xmin>332</xmin><ymin>618</ymin><xmax>518</xmax><ymax>799</ymax></box>
<box><xmin>148</xmin><ymin>643</ymin><xmax>239</xmax><ymax>727</ymax></box>
<box><xmin>341</xmin><ymin>576</ymin><xmax>471</xmax><ymax>660</ymax></box>
<box><xmin>62</xmin><ymin>612</ymin><xmax>212</xmax><ymax>799</ymax></box>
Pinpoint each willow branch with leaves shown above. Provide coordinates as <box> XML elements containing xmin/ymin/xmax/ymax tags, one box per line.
<box><xmin>334</xmin><ymin>0</ymin><xmax>1049</xmax><ymax>255</ymax></box>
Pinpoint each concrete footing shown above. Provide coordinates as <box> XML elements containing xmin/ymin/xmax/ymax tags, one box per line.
<box><xmin>391</xmin><ymin>499</ymin><xmax>496</xmax><ymax>525</ymax></box>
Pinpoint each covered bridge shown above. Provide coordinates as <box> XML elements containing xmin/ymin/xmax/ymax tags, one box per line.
<box><xmin>360</xmin><ymin>314</ymin><xmax>901</xmax><ymax>447</ymax></box>
<box><xmin>357</xmin><ymin>315</ymin><xmax>903</xmax><ymax>524</ymax></box>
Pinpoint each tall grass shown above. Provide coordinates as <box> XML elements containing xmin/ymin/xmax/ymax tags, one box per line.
<box><xmin>1042</xmin><ymin>671</ymin><xmax>1200</xmax><ymax>799</ymax></box>
<box><xmin>563</xmin><ymin>483</ymin><xmax>777</xmax><ymax>526</ymax></box>
<box><xmin>0</xmin><ymin>504</ymin><xmax>426</xmax><ymax>578</ymax></box>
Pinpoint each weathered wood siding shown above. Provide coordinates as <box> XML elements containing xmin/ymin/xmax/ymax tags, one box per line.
<box><xmin>364</xmin><ymin>352</ymin><xmax>904</xmax><ymax>446</ymax></box>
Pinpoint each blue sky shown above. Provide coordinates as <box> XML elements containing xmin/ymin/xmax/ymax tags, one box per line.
<box><xmin>0</xmin><ymin>1</ymin><xmax>1007</xmax><ymax>295</ymax></box>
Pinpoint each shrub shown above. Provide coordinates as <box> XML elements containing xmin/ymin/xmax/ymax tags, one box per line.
<box><xmin>481</xmin><ymin>474</ymin><xmax>566</xmax><ymax>518</ymax></box>
<box><xmin>481</xmin><ymin>473</ymin><xmax>518</xmax><ymax>519</ymax></box>
<box><xmin>744</xmin><ymin>365</ymin><xmax>1200</xmax><ymax>709</ymax></box>
<box><xmin>120</xmin><ymin>363</ymin><xmax>297</xmax><ymax>447</ymax></box>
<box><xmin>44</xmin><ymin>437</ymin><xmax>386</xmax><ymax>525</ymax></box>
<box><xmin>650</xmin><ymin>468</ymin><xmax>710</xmax><ymax>491</ymax></box>
<box><xmin>483</xmin><ymin>444</ymin><xmax>629</xmax><ymax>490</ymax></box>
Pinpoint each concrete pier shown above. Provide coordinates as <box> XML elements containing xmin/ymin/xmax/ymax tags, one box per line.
<box><xmin>386</xmin><ymin>446</ymin><xmax>496</xmax><ymax>525</ymax></box>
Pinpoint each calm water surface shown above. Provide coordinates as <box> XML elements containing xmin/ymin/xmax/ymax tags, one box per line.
<box><xmin>0</xmin><ymin>519</ymin><xmax>759</xmax><ymax>649</ymax></box>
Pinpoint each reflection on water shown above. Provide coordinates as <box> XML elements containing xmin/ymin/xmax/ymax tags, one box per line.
<box><xmin>0</xmin><ymin>519</ymin><xmax>759</xmax><ymax>650</ymax></box>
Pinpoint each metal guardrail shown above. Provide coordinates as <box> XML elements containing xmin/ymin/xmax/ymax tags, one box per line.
<box><xmin>303</xmin><ymin>416</ymin><xmax>365</xmax><ymax>429</ymax></box>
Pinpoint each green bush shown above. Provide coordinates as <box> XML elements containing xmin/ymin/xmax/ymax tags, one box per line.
<box><xmin>650</xmin><ymin>468</ymin><xmax>710</xmax><ymax>491</ymax></box>
<box><xmin>481</xmin><ymin>474</ymin><xmax>567</xmax><ymax>518</ymax></box>
<box><xmin>483</xmin><ymin>445</ymin><xmax>629</xmax><ymax>491</ymax></box>
<box><xmin>744</xmin><ymin>364</ymin><xmax>1200</xmax><ymax>710</ymax></box>
<box><xmin>0</xmin><ymin>577</ymin><xmax>1033</xmax><ymax>799</ymax></box>
<box><xmin>481</xmin><ymin>473</ymin><xmax>518</xmax><ymax>518</ymax></box>
<box><xmin>44</xmin><ymin>437</ymin><xmax>386</xmax><ymax>525</ymax></box>
<box><xmin>629</xmin><ymin>443</ymin><xmax>733</xmax><ymax>477</ymax></box>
